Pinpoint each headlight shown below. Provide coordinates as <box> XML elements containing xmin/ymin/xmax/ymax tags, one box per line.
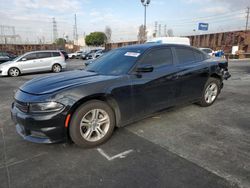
<box><xmin>29</xmin><ymin>102</ymin><xmax>64</xmax><ymax>113</ymax></box>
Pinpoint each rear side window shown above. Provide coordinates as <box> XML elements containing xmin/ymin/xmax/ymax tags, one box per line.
<box><xmin>175</xmin><ymin>48</ymin><xmax>196</xmax><ymax>64</ymax></box>
<box><xmin>52</xmin><ymin>52</ymin><xmax>60</xmax><ymax>57</ymax></box>
<box><xmin>193</xmin><ymin>50</ymin><xmax>205</xmax><ymax>61</ymax></box>
<box><xmin>24</xmin><ymin>53</ymin><xmax>37</xmax><ymax>60</ymax></box>
<box><xmin>202</xmin><ymin>49</ymin><xmax>212</xmax><ymax>53</ymax></box>
<box><xmin>139</xmin><ymin>48</ymin><xmax>173</xmax><ymax>67</ymax></box>
<box><xmin>37</xmin><ymin>52</ymin><xmax>52</xmax><ymax>59</ymax></box>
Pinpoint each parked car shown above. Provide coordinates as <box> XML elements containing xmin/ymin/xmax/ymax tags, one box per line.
<box><xmin>84</xmin><ymin>49</ymin><xmax>103</xmax><ymax>60</ymax></box>
<box><xmin>84</xmin><ymin>50</ymin><xmax>109</xmax><ymax>66</ymax></box>
<box><xmin>199</xmin><ymin>48</ymin><xmax>215</xmax><ymax>56</ymax></box>
<box><xmin>68</xmin><ymin>51</ymin><xmax>83</xmax><ymax>59</ymax></box>
<box><xmin>0</xmin><ymin>50</ymin><xmax>66</xmax><ymax>77</ymax></box>
<box><xmin>11</xmin><ymin>43</ymin><xmax>230</xmax><ymax>147</ymax></box>
<box><xmin>0</xmin><ymin>52</ymin><xmax>17</xmax><ymax>63</ymax></box>
<box><xmin>59</xmin><ymin>50</ymin><xmax>69</xmax><ymax>60</ymax></box>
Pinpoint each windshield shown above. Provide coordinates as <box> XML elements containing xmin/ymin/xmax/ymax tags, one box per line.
<box><xmin>85</xmin><ymin>48</ymin><xmax>142</xmax><ymax>75</ymax></box>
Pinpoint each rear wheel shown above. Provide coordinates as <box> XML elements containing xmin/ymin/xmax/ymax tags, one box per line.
<box><xmin>69</xmin><ymin>100</ymin><xmax>115</xmax><ymax>148</ymax></box>
<box><xmin>199</xmin><ymin>78</ymin><xmax>221</xmax><ymax>107</ymax></box>
<box><xmin>8</xmin><ymin>67</ymin><xmax>20</xmax><ymax>77</ymax></box>
<box><xmin>52</xmin><ymin>64</ymin><xmax>62</xmax><ymax>73</ymax></box>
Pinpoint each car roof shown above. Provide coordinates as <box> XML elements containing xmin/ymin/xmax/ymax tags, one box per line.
<box><xmin>26</xmin><ymin>50</ymin><xmax>60</xmax><ymax>54</ymax></box>
<box><xmin>120</xmin><ymin>43</ymin><xmax>198</xmax><ymax>52</ymax></box>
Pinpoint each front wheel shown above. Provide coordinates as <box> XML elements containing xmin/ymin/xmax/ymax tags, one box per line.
<box><xmin>69</xmin><ymin>100</ymin><xmax>115</xmax><ymax>148</ymax></box>
<box><xmin>8</xmin><ymin>67</ymin><xmax>20</xmax><ymax>77</ymax></box>
<box><xmin>199</xmin><ymin>78</ymin><xmax>221</xmax><ymax>107</ymax></box>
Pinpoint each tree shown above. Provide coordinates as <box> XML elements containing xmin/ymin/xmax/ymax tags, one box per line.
<box><xmin>167</xmin><ymin>29</ymin><xmax>174</xmax><ymax>37</ymax></box>
<box><xmin>85</xmin><ymin>32</ymin><xmax>107</xmax><ymax>46</ymax></box>
<box><xmin>54</xmin><ymin>38</ymin><xmax>66</xmax><ymax>46</ymax></box>
<box><xmin>105</xmin><ymin>26</ymin><xmax>112</xmax><ymax>43</ymax></box>
<box><xmin>138</xmin><ymin>25</ymin><xmax>146</xmax><ymax>42</ymax></box>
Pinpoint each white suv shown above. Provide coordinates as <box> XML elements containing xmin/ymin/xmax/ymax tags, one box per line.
<box><xmin>0</xmin><ymin>50</ymin><xmax>66</xmax><ymax>77</ymax></box>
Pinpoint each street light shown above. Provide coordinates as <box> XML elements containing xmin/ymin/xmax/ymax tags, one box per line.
<box><xmin>141</xmin><ymin>0</ymin><xmax>150</xmax><ymax>41</ymax></box>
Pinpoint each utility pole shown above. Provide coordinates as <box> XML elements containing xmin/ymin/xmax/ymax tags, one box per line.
<box><xmin>158</xmin><ymin>24</ymin><xmax>161</xmax><ymax>37</ymax></box>
<box><xmin>74</xmin><ymin>14</ymin><xmax>78</xmax><ymax>41</ymax></box>
<box><xmin>52</xmin><ymin>17</ymin><xmax>58</xmax><ymax>42</ymax></box>
<box><xmin>246</xmin><ymin>6</ymin><xmax>250</xmax><ymax>32</ymax></box>
<box><xmin>164</xmin><ymin>24</ymin><xmax>167</xmax><ymax>36</ymax></box>
<box><xmin>154</xmin><ymin>21</ymin><xmax>158</xmax><ymax>37</ymax></box>
<box><xmin>140</xmin><ymin>0</ymin><xmax>151</xmax><ymax>41</ymax></box>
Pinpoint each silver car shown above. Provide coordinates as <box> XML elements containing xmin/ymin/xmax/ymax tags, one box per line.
<box><xmin>0</xmin><ymin>50</ymin><xmax>66</xmax><ymax>77</ymax></box>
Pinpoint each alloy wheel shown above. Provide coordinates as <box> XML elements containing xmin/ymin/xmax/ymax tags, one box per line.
<box><xmin>204</xmin><ymin>83</ymin><xmax>218</xmax><ymax>104</ymax></box>
<box><xmin>9</xmin><ymin>68</ymin><xmax>20</xmax><ymax>77</ymax></box>
<box><xmin>79</xmin><ymin>109</ymin><xmax>110</xmax><ymax>142</ymax></box>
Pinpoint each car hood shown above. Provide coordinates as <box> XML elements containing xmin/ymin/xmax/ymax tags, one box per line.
<box><xmin>20</xmin><ymin>70</ymin><xmax>117</xmax><ymax>95</ymax></box>
<box><xmin>0</xmin><ymin>61</ymin><xmax>14</xmax><ymax>66</ymax></box>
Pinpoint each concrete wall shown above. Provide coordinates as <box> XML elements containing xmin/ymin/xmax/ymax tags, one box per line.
<box><xmin>187</xmin><ymin>30</ymin><xmax>250</xmax><ymax>53</ymax></box>
<box><xmin>104</xmin><ymin>30</ymin><xmax>250</xmax><ymax>55</ymax></box>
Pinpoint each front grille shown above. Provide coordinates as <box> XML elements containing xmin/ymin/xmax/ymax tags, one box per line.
<box><xmin>15</xmin><ymin>100</ymin><xmax>29</xmax><ymax>113</ymax></box>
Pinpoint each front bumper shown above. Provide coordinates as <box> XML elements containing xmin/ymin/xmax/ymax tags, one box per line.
<box><xmin>11</xmin><ymin>103</ymin><xmax>68</xmax><ymax>144</ymax></box>
<box><xmin>0</xmin><ymin>68</ymin><xmax>8</xmax><ymax>76</ymax></box>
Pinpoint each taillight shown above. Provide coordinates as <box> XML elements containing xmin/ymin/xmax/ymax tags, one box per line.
<box><xmin>60</xmin><ymin>52</ymin><xmax>65</xmax><ymax>59</ymax></box>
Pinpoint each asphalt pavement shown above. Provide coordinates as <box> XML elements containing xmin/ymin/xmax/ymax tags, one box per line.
<box><xmin>0</xmin><ymin>59</ymin><xmax>249</xmax><ymax>188</ymax></box>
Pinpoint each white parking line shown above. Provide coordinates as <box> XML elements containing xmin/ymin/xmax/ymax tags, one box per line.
<box><xmin>97</xmin><ymin>148</ymin><xmax>133</xmax><ymax>161</ymax></box>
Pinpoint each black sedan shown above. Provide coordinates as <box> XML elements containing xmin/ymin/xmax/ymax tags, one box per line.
<box><xmin>11</xmin><ymin>43</ymin><xmax>230</xmax><ymax>147</ymax></box>
<box><xmin>0</xmin><ymin>52</ymin><xmax>17</xmax><ymax>63</ymax></box>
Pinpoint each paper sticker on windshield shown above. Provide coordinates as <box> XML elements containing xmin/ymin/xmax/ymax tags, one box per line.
<box><xmin>124</xmin><ymin>52</ymin><xmax>140</xmax><ymax>57</ymax></box>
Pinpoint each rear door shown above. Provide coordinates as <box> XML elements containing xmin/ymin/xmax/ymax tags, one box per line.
<box><xmin>174</xmin><ymin>47</ymin><xmax>209</xmax><ymax>102</ymax></box>
<box><xmin>131</xmin><ymin>47</ymin><xmax>180</xmax><ymax>116</ymax></box>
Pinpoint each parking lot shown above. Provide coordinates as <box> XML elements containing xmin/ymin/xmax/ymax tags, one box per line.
<box><xmin>0</xmin><ymin>59</ymin><xmax>249</xmax><ymax>188</ymax></box>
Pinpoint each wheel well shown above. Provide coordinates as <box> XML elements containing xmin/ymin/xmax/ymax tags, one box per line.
<box><xmin>210</xmin><ymin>73</ymin><xmax>222</xmax><ymax>82</ymax></box>
<box><xmin>66</xmin><ymin>94</ymin><xmax>121</xmax><ymax>138</ymax></box>
<box><xmin>52</xmin><ymin>63</ymin><xmax>61</xmax><ymax>67</ymax></box>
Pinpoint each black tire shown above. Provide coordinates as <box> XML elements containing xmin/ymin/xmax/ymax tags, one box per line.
<box><xmin>199</xmin><ymin>77</ymin><xmax>221</xmax><ymax>107</ymax></box>
<box><xmin>8</xmin><ymin>67</ymin><xmax>20</xmax><ymax>77</ymax></box>
<box><xmin>52</xmin><ymin>64</ymin><xmax>62</xmax><ymax>73</ymax></box>
<box><xmin>69</xmin><ymin>100</ymin><xmax>115</xmax><ymax>148</ymax></box>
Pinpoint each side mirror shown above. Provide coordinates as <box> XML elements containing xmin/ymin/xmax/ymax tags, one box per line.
<box><xmin>136</xmin><ymin>64</ymin><xmax>154</xmax><ymax>73</ymax></box>
<box><xmin>21</xmin><ymin>58</ymin><xmax>27</xmax><ymax>61</ymax></box>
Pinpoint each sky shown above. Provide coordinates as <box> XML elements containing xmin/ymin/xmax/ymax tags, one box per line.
<box><xmin>0</xmin><ymin>0</ymin><xmax>249</xmax><ymax>43</ymax></box>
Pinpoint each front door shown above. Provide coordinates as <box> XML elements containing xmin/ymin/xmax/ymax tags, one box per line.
<box><xmin>131</xmin><ymin>47</ymin><xmax>180</xmax><ymax>117</ymax></box>
<box><xmin>19</xmin><ymin>53</ymin><xmax>39</xmax><ymax>73</ymax></box>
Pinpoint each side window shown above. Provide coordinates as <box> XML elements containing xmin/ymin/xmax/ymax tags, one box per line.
<box><xmin>175</xmin><ymin>47</ymin><xmax>196</xmax><ymax>64</ymax></box>
<box><xmin>37</xmin><ymin>52</ymin><xmax>52</xmax><ymax>59</ymax></box>
<box><xmin>52</xmin><ymin>52</ymin><xmax>60</xmax><ymax>57</ymax></box>
<box><xmin>193</xmin><ymin>50</ymin><xmax>205</xmax><ymax>61</ymax></box>
<box><xmin>139</xmin><ymin>48</ymin><xmax>173</xmax><ymax>67</ymax></box>
<box><xmin>24</xmin><ymin>53</ymin><xmax>37</xmax><ymax>60</ymax></box>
